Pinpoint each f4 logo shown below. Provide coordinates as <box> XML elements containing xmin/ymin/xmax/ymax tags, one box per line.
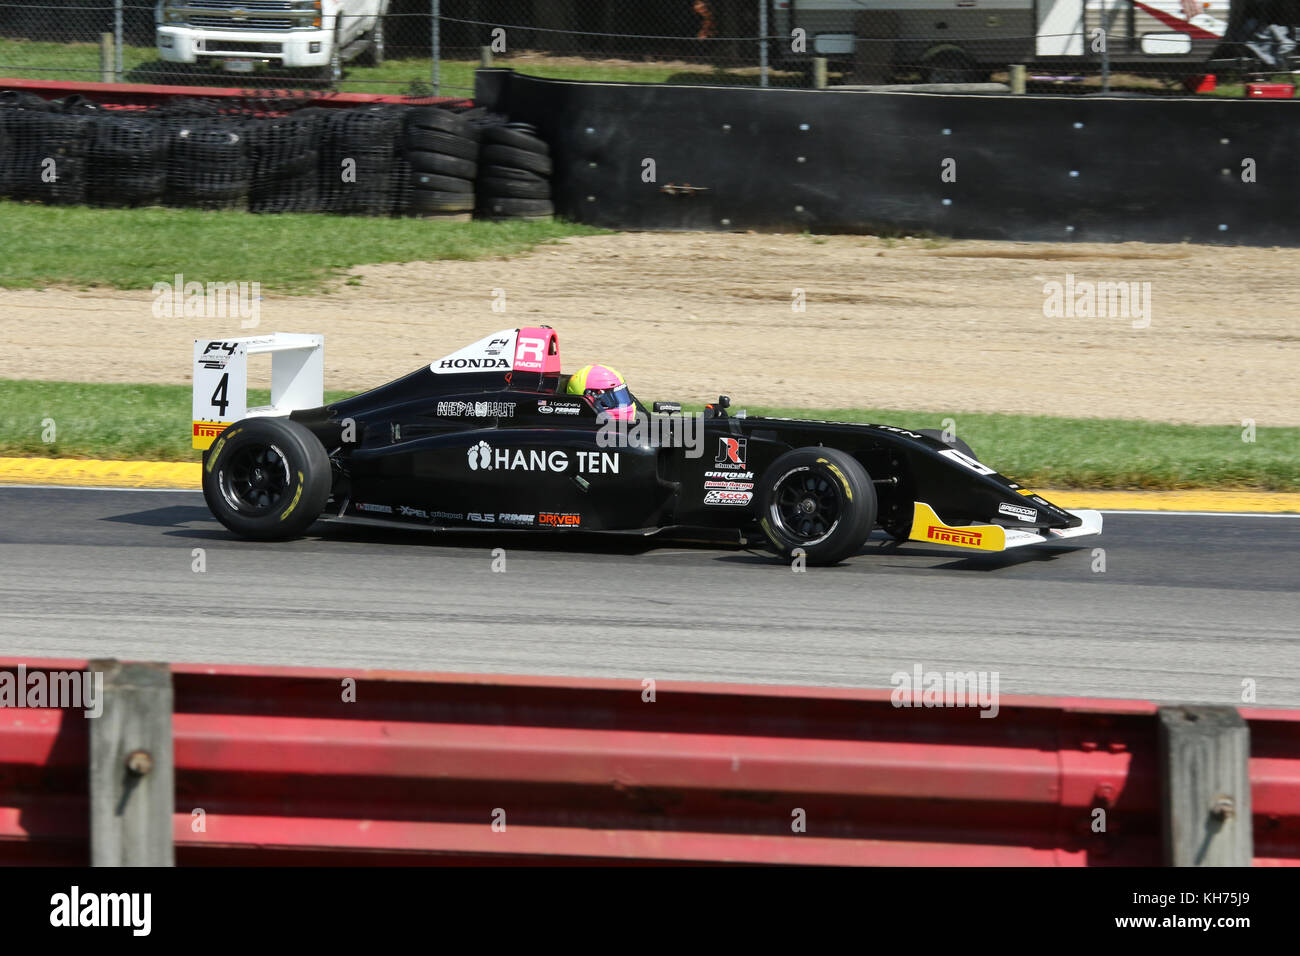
<box><xmin>716</xmin><ymin>436</ymin><xmax>747</xmax><ymax>466</ymax></box>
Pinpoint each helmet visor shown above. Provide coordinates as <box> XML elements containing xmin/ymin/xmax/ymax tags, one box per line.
<box><xmin>587</xmin><ymin>384</ymin><xmax>633</xmax><ymax>413</ymax></box>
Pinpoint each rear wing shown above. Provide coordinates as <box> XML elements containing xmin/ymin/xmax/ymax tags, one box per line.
<box><xmin>192</xmin><ymin>333</ymin><xmax>324</xmax><ymax>450</ymax></box>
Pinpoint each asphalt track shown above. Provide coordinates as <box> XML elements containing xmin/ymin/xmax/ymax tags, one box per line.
<box><xmin>1</xmin><ymin>486</ymin><xmax>1297</xmax><ymax>707</ymax></box>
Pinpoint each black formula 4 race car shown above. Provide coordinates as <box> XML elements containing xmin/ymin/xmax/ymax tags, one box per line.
<box><xmin>198</xmin><ymin>327</ymin><xmax>1101</xmax><ymax>565</ymax></box>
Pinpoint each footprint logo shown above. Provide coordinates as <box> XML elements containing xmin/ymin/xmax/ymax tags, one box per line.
<box><xmin>467</xmin><ymin>440</ymin><xmax>492</xmax><ymax>471</ymax></box>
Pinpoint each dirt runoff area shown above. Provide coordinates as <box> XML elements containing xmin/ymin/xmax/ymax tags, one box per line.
<box><xmin>2</xmin><ymin>232</ymin><xmax>1297</xmax><ymax>426</ymax></box>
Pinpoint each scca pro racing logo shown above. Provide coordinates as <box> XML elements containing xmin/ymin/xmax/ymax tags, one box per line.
<box><xmin>466</xmin><ymin>441</ymin><xmax>619</xmax><ymax>474</ymax></box>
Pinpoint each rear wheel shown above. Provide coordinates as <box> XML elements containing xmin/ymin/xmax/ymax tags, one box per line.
<box><xmin>757</xmin><ymin>447</ymin><xmax>876</xmax><ymax>565</ymax></box>
<box><xmin>202</xmin><ymin>417</ymin><xmax>331</xmax><ymax>540</ymax></box>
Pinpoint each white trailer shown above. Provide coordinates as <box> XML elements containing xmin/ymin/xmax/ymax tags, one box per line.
<box><xmin>773</xmin><ymin>0</ymin><xmax>1232</xmax><ymax>82</ymax></box>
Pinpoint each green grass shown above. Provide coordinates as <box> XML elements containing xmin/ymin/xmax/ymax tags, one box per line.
<box><xmin>0</xmin><ymin>201</ymin><xmax>600</xmax><ymax>293</ymax></box>
<box><xmin>2</xmin><ymin>381</ymin><xmax>1296</xmax><ymax>490</ymax></box>
<box><xmin>739</xmin><ymin>406</ymin><xmax>1300</xmax><ymax>492</ymax></box>
<box><xmin>0</xmin><ymin>381</ymin><xmax>357</xmax><ymax>462</ymax></box>
<box><xmin>0</xmin><ymin>38</ymin><xmax>794</xmax><ymax>96</ymax></box>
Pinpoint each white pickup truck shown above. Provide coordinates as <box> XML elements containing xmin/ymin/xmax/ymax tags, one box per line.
<box><xmin>155</xmin><ymin>0</ymin><xmax>389</xmax><ymax>83</ymax></box>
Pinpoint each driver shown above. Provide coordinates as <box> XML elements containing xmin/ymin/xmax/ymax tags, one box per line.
<box><xmin>566</xmin><ymin>364</ymin><xmax>635</xmax><ymax>421</ymax></box>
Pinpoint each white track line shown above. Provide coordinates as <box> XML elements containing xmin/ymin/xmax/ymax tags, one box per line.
<box><xmin>1098</xmin><ymin>510</ymin><xmax>1300</xmax><ymax>518</ymax></box>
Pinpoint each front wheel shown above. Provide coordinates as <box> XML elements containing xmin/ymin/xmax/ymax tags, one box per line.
<box><xmin>757</xmin><ymin>447</ymin><xmax>877</xmax><ymax>565</ymax></box>
<box><xmin>202</xmin><ymin>417</ymin><xmax>332</xmax><ymax>540</ymax></box>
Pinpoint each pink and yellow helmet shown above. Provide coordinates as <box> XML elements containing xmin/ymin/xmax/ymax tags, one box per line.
<box><xmin>566</xmin><ymin>364</ymin><xmax>635</xmax><ymax>421</ymax></box>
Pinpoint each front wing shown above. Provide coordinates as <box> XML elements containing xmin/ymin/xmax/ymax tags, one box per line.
<box><xmin>907</xmin><ymin>502</ymin><xmax>1103</xmax><ymax>552</ymax></box>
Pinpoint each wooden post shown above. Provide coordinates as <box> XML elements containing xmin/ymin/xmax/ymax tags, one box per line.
<box><xmin>480</xmin><ymin>45</ymin><xmax>493</xmax><ymax>69</ymax></box>
<box><xmin>100</xmin><ymin>33</ymin><xmax>114</xmax><ymax>84</ymax></box>
<box><xmin>812</xmin><ymin>57</ymin><xmax>828</xmax><ymax>89</ymax></box>
<box><xmin>89</xmin><ymin>660</ymin><xmax>174</xmax><ymax>867</ymax></box>
<box><xmin>1009</xmin><ymin>63</ymin><xmax>1026</xmax><ymax>95</ymax></box>
<box><xmin>1158</xmin><ymin>706</ymin><xmax>1252</xmax><ymax>867</ymax></box>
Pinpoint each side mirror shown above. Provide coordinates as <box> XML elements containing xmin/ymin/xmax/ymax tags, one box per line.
<box><xmin>653</xmin><ymin>401</ymin><xmax>682</xmax><ymax>414</ymax></box>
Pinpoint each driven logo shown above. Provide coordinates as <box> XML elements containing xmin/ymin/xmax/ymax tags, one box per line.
<box><xmin>539</xmin><ymin>513</ymin><xmax>580</xmax><ymax>527</ymax></box>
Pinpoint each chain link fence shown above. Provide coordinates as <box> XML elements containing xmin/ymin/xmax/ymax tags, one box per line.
<box><xmin>1</xmin><ymin>2</ymin><xmax>1298</xmax><ymax>97</ymax></box>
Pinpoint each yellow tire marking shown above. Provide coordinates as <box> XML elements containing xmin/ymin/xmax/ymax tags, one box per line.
<box><xmin>817</xmin><ymin>458</ymin><xmax>853</xmax><ymax>501</ymax></box>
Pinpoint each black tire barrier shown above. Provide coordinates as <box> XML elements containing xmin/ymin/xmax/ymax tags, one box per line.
<box><xmin>479</xmin><ymin>144</ymin><xmax>552</xmax><ymax>177</ymax></box>
<box><xmin>409</xmin><ymin>188</ymin><xmax>476</xmax><ymax>213</ymax></box>
<box><xmin>411</xmin><ymin>172</ymin><xmax>474</xmax><ymax>194</ymax></box>
<box><xmin>405</xmin><ymin>127</ymin><xmax>478</xmax><ymax>160</ymax></box>
<box><xmin>0</xmin><ymin>93</ymin><xmax>556</xmax><ymax>220</ymax></box>
<box><xmin>90</xmin><ymin>114</ymin><xmax>167</xmax><ymax>164</ymax></box>
<box><xmin>480</xmin><ymin>126</ymin><xmax>549</xmax><ymax>155</ymax></box>
<box><xmin>477</xmin><ymin>176</ymin><xmax>551</xmax><ymax>200</ymax></box>
<box><xmin>247</xmin><ymin>111</ymin><xmax>324</xmax><ymax>214</ymax></box>
<box><xmin>407</xmin><ymin>106</ymin><xmax>476</xmax><ymax>140</ymax></box>
<box><xmin>2</xmin><ymin>110</ymin><xmax>90</xmax><ymax>204</ymax></box>
<box><xmin>87</xmin><ymin>114</ymin><xmax>167</xmax><ymax>207</ymax></box>
<box><xmin>316</xmin><ymin>106</ymin><xmax>402</xmax><ymax>215</ymax></box>
<box><xmin>476</xmin><ymin>197</ymin><xmax>555</xmax><ymax>219</ymax></box>
<box><xmin>478</xmin><ymin>164</ymin><xmax>549</xmax><ymax>184</ymax></box>
<box><xmin>405</xmin><ymin>149</ymin><xmax>477</xmax><ymax>179</ymax></box>
<box><xmin>165</xmin><ymin>118</ymin><xmax>251</xmax><ymax>210</ymax></box>
<box><xmin>0</xmin><ymin>90</ymin><xmax>51</xmax><ymax>111</ymax></box>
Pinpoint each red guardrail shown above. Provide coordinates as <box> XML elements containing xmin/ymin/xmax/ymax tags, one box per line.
<box><xmin>0</xmin><ymin>77</ymin><xmax>470</xmax><ymax>109</ymax></box>
<box><xmin>0</xmin><ymin>659</ymin><xmax>1296</xmax><ymax>865</ymax></box>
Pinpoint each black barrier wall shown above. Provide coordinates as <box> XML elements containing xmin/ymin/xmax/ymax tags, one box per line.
<box><xmin>475</xmin><ymin>69</ymin><xmax>1300</xmax><ymax>246</ymax></box>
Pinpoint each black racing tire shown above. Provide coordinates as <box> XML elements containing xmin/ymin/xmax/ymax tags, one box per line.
<box><xmin>757</xmin><ymin>447</ymin><xmax>877</xmax><ymax>566</ymax></box>
<box><xmin>405</xmin><ymin>128</ymin><xmax>478</xmax><ymax>159</ymax></box>
<box><xmin>407</xmin><ymin>106</ymin><xmax>471</xmax><ymax>138</ymax></box>
<box><xmin>202</xmin><ymin>417</ymin><xmax>331</xmax><ymax>540</ymax></box>
<box><xmin>405</xmin><ymin>149</ymin><xmax>476</xmax><ymax>179</ymax></box>
<box><xmin>478</xmin><ymin>164</ymin><xmax>547</xmax><ymax>183</ymax></box>
<box><xmin>916</xmin><ymin>429</ymin><xmax>978</xmax><ymax>461</ymax></box>
<box><xmin>409</xmin><ymin>188</ymin><xmax>476</xmax><ymax>212</ymax></box>
<box><xmin>479</xmin><ymin>143</ymin><xmax>552</xmax><ymax>176</ymax></box>
<box><xmin>411</xmin><ymin>172</ymin><xmax>473</xmax><ymax>193</ymax></box>
<box><xmin>476</xmin><ymin>196</ymin><xmax>554</xmax><ymax>219</ymax></box>
<box><xmin>480</xmin><ymin>125</ymin><xmax>549</xmax><ymax>154</ymax></box>
<box><xmin>264</xmin><ymin>149</ymin><xmax>318</xmax><ymax>180</ymax></box>
<box><xmin>477</xmin><ymin>176</ymin><xmax>551</xmax><ymax>199</ymax></box>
